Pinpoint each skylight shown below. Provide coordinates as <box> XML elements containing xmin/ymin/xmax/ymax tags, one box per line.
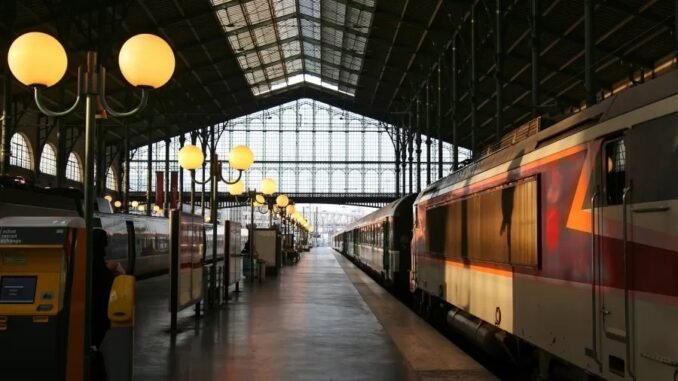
<box><xmin>210</xmin><ymin>0</ymin><xmax>375</xmax><ymax>97</ymax></box>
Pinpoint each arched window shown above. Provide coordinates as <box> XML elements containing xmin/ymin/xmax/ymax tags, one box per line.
<box><xmin>39</xmin><ymin>144</ymin><xmax>57</xmax><ymax>175</ymax></box>
<box><xmin>9</xmin><ymin>133</ymin><xmax>32</xmax><ymax>170</ymax></box>
<box><xmin>66</xmin><ymin>153</ymin><xmax>83</xmax><ymax>182</ymax></box>
<box><xmin>106</xmin><ymin>167</ymin><xmax>118</xmax><ymax>191</ymax></box>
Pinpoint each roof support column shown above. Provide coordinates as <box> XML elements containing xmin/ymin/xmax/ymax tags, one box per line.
<box><xmin>585</xmin><ymin>0</ymin><xmax>596</xmax><ymax>106</ymax></box>
<box><xmin>425</xmin><ymin>83</ymin><xmax>432</xmax><ymax>186</ymax></box>
<box><xmin>146</xmin><ymin>125</ymin><xmax>153</xmax><ymax>216</ymax></box>
<box><xmin>401</xmin><ymin>118</ymin><xmax>408</xmax><ymax>195</ymax></box>
<box><xmin>200</xmin><ymin>127</ymin><xmax>207</xmax><ymax>219</ymax></box>
<box><xmin>0</xmin><ymin>1</ymin><xmax>14</xmax><ymax>177</ymax></box>
<box><xmin>470</xmin><ymin>2</ymin><xmax>478</xmax><ymax>156</ymax></box>
<box><xmin>56</xmin><ymin>124</ymin><xmax>67</xmax><ymax>187</ymax></box>
<box><xmin>531</xmin><ymin>0</ymin><xmax>540</xmax><ymax>117</ymax></box>
<box><xmin>0</xmin><ymin>68</ymin><xmax>11</xmax><ymax>176</ymax></box>
<box><xmin>96</xmin><ymin>126</ymin><xmax>106</xmax><ymax>197</ymax></box>
<box><xmin>496</xmin><ymin>0</ymin><xmax>504</xmax><ymax>140</ymax></box>
<box><xmin>123</xmin><ymin>127</ymin><xmax>130</xmax><ymax>213</ymax></box>
<box><xmin>163</xmin><ymin>138</ymin><xmax>170</xmax><ymax>217</ymax></box>
<box><xmin>394</xmin><ymin>125</ymin><xmax>401</xmax><ymax>197</ymax></box>
<box><xmin>452</xmin><ymin>37</ymin><xmax>459</xmax><ymax>171</ymax></box>
<box><xmin>415</xmin><ymin>97</ymin><xmax>422</xmax><ymax>192</ymax></box>
<box><xmin>675</xmin><ymin>0</ymin><xmax>678</xmax><ymax>52</ymax></box>
<box><xmin>179</xmin><ymin>134</ymin><xmax>185</xmax><ymax>211</ymax></box>
<box><xmin>408</xmin><ymin>117</ymin><xmax>414</xmax><ymax>194</ymax></box>
<box><xmin>190</xmin><ymin>132</ymin><xmax>198</xmax><ymax>215</ymax></box>
<box><xmin>437</xmin><ymin>56</ymin><xmax>443</xmax><ymax>179</ymax></box>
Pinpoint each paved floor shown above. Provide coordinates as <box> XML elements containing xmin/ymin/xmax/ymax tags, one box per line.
<box><xmin>132</xmin><ymin>247</ymin><xmax>496</xmax><ymax>381</ymax></box>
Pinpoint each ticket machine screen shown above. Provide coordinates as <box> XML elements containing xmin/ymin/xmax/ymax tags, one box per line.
<box><xmin>0</xmin><ymin>276</ymin><xmax>37</xmax><ymax>303</ymax></box>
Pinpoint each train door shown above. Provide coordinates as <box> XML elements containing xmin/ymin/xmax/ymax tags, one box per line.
<box><xmin>382</xmin><ymin>219</ymin><xmax>390</xmax><ymax>275</ymax></box>
<box><xmin>353</xmin><ymin>229</ymin><xmax>359</xmax><ymax>258</ymax></box>
<box><xmin>624</xmin><ymin>116</ymin><xmax>678</xmax><ymax>379</ymax></box>
<box><xmin>596</xmin><ymin>135</ymin><xmax>634</xmax><ymax>379</ymax></box>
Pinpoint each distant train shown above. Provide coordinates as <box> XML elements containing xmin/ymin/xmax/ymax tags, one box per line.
<box><xmin>332</xmin><ymin>194</ymin><xmax>415</xmax><ymax>294</ymax></box>
<box><xmin>0</xmin><ymin>180</ymin><xmax>226</xmax><ymax>278</ymax></box>
<box><xmin>335</xmin><ymin>70</ymin><xmax>678</xmax><ymax>379</ymax></box>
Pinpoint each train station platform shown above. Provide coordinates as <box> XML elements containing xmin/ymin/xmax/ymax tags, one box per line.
<box><xmin>133</xmin><ymin>248</ymin><xmax>496</xmax><ymax>381</ymax></box>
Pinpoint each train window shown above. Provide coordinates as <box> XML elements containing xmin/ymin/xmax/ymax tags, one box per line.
<box><xmin>626</xmin><ymin>114</ymin><xmax>678</xmax><ymax>203</ymax></box>
<box><xmin>426</xmin><ymin>206</ymin><xmax>447</xmax><ymax>255</ymax></box>
<box><xmin>603</xmin><ymin>138</ymin><xmax>626</xmax><ymax>205</ymax></box>
<box><xmin>425</xmin><ymin>177</ymin><xmax>539</xmax><ymax>266</ymax></box>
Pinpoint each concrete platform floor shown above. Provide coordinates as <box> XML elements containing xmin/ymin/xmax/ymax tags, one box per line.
<box><xmin>133</xmin><ymin>248</ymin><xmax>497</xmax><ymax>381</ymax></box>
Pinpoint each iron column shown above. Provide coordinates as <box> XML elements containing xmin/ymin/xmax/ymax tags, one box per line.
<box><xmin>496</xmin><ymin>0</ymin><xmax>504</xmax><ymax>139</ymax></box>
<box><xmin>531</xmin><ymin>0</ymin><xmax>541</xmax><ymax>117</ymax></box>
<box><xmin>584</xmin><ymin>0</ymin><xmax>596</xmax><ymax>106</ymax></box>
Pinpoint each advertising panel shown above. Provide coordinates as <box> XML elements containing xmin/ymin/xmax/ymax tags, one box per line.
<box><xmin>226</xmin><ymin>221</ymin><xmax>242</xmax><ymax>285</ymax></box>
<box><xmin>170</xmin><ymin>211</ymin><xmax>204</xmax><ymax>311</ymax></box>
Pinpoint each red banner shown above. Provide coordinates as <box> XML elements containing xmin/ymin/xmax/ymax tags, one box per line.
<box><xmin>170</xmin><ymin>171</ymin><xmax>178</xmax><ymax>209</ymax></box>
<box><xmin>155</xmin><ymin>171</ymin><xmax>164</xmax><ymax>207</ymax></box>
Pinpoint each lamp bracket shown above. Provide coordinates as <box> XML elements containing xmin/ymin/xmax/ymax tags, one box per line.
<box><xmin>217</xmin><ymin>165</ymin><xmax>243</xmax><ymax>185</ymax></box>
<box><xmin>98</xmin><ymin>66</ymin><xmax>149</xmax><ymax>118</ymax></box>
<box><xmin>189</xmin><ymin>169</ymin><xmax>211</xmax><ymax>185</ymax></box>
<box><xmin>33</xmin><ymin>67</ymin><xmax>82</xmax><ymax>117</ymax></box>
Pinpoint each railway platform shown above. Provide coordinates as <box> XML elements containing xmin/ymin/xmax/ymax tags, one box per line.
<box><xmin>133</xmin><ymin>247</ymin><xmax>496</xmax><ymax>381</ymax></box>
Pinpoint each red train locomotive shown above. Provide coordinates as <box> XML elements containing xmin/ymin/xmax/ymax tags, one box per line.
<box><xmin>336</xmin><ymin>70</ymin><xmax>678</xmax><ymax>379</ymax></box>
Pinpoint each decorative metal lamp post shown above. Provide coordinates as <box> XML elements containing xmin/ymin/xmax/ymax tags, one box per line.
<box><xmin>7</xmin><ymin>31</ymin><xmax>175</xmax><ymax>375</ymax></box>
<box><xmin>247</xmin><ymin>178</ymin><xmax>279</xmax><ymax>279</ymax></box>
<box><xmin>232</xmin><ymin>178</ymin><xmax>292</xmax><ymax>277</ymax></box>
<box><xmin>178</xmin><ymin>143</ymin><xmax>253</xmax><ymax>299</ymax></box>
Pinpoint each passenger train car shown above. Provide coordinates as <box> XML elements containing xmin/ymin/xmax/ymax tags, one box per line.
<box><xmin>332</xmin><ymin>194</ymin><xmax>416</xmax><ymax>292</ymax></box>
<box><xmin>0</xmin><ymin>180</ymin><xmax>227</xmax><ymax>278</ymax></box>
<box><xmin>412</xmin><ymin>71</ymin><xmax>678</xmax><ymax>379</ymax></box>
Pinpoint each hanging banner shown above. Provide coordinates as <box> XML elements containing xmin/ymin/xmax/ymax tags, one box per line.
<box><xmin>156</xmin><ymin>171</ymin><xmax>164</xmax><ymax>207</ymax></box>
<box><xmin>170</xmin><ymin>171</ymin><xmax>178</xmax><ymax>209</ymax></box>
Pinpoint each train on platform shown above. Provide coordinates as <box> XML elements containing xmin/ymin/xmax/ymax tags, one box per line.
<box><xmin>0</xmin><ymin>178</ymin><xmax>226</xmax><ymax>278</ymax></box>
<box><xmin>334</xmin><ymin>70</ymin><xmax>678</xmax><ymax>379</ymax></box>
<box><xmin>332</xmin><ymin>194</ymin><xmax>416</xmax><ymax>294</ymax></box>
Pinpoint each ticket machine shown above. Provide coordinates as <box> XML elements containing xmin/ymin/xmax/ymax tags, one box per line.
<box><xmin>0</xmin><ymin>217</ymin><xmax>135</xmax><ymax>381</ymax></box>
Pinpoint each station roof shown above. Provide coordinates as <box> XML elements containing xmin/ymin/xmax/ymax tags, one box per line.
<box><xmin>2</xmin><ymin>0</ymin><xmax>676</xmax><ymax>150</ymax></box>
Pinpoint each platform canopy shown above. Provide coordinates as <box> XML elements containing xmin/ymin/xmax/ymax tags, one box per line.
<box><xmin>1</xmin><ymin>0</ymin><xmax>676</xmax><ymax>150</ymax></box>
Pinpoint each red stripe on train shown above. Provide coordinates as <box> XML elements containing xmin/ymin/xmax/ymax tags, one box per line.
<box><xmin>416</xmin><ymin>237</ymin><xmax>678</xmax><ymax>298</ymax></box>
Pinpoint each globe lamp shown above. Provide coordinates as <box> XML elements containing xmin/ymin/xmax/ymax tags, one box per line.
<box><xmin>118</xmin><ymin>34</ymin><xmax>175</xmax><ymax>88</ymax></box>
<box><xmin>261</xmin><ymin>178</ymin><xmax>276</xmax><ymax>195</ymax></box>
<box><xmin>178</xmin><ymin>144</ymin><xmax>204</xmax><ymax>170</ymax></box>
<box><xmin>229</xmin><ymin>180</ymin><xmax>245</xmax><ymax>196</ymax></box>
<box><xmin>8</xmin><ymin>32</ymin><xmax>68</xmax><ymax>87</ymax></box>
<box><xmin>229</xmin><ymin>145</ymin><xmax>254</xmax><ymax>171</ymax></box>
<box><xmin>276</xmin><ymin>195</ymin><xmax>289</xmax><ymax>208</ymax></box>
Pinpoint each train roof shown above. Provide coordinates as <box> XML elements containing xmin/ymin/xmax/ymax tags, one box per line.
<box><xmin>340</xmin><ymin>194</ymin><xmax>417</xmax><ymax>234</ymax></box>
<box><xmin>417</xmin><ymin>69</ymin><xmax>678</xmax><ymax>205</ymax></box>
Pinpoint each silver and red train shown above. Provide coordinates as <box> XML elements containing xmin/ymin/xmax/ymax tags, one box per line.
<box><xmin>334</xmin><ymin>70</ymin><xmax>678</xmax><ymax>379</ymax></box>
<box><xmin>0</xmin><ymin>182</ymin><xmax>227</xmax><ymax>278</ymax></box>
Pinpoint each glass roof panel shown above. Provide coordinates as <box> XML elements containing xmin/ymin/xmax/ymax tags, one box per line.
<box><xmin>281</xmin><ymin>40</ymin><xmax>301</xmax><ymax>58</ymax></box>
<box><xmin>277</xmin><ymin>18</ymin><xmax>299</xmax><ymax>40</ymax></box>
<box><xmin>274</xmin><ymin>0</ymin><xmax>297</xmax><ymax>17</ymax></box>
<box><xmin>301</xmin><ymin>18</ymin><xmax>320</xmax><ymax>40</ymax></box>
<box><xmin>304</xmin><ymin>41</ymin><xmax>320</xmax><ymax>59</ymax></box>
<box><xmin>299</xmin><ymin>0</ymin><xmax>320</xmax><ymax>18</ymax></box>
<box><xmin>244</xmin><ymin>1</ymin><xmax>272</xmax><ymax>24</ymax></box>
<box><xmin>210</xmin><ymin>0</ymin><xmax>374</xmax><ymax>97</ymax></box>
<box><xmin>253</xmin><ymin>25</ymin><xmax>278</xmax><ymax>46</ymax></box>
<box><xmin>259</xmin><ymin>45</ymin><xmax>282</xmax><ymax>65</ymax></box>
